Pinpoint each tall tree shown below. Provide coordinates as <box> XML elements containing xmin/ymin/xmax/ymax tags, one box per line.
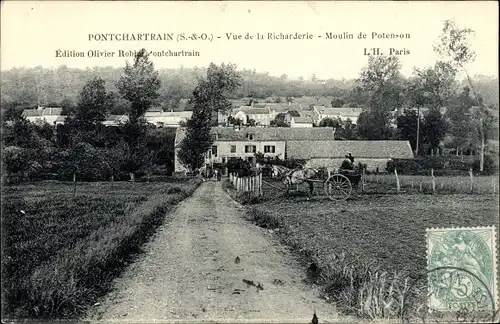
<box><xmin>434</xmin><ymin>20</ymin><xmax>477</xmax><ymax>100</ymax></box>
<box><xmin>447</xmin><ymin>86</ymin><xmax>477</xmax><ymax>155</ymax></box>
<box><xmin>357</xmin><ymin>110</ymin><xmax>393</xmax><ymax>140</ymax></box>
<box><xmin>423</xmin><ymin>108</ymin><xmax>447</xmax><ymax>154</ymax></box>
<box><xmin>66</xmin><ymin>77</ymin><xmax>111</xmax><ymax>133</ymax></box>
<box><xmin>178</xmin><ymin>63</ymin><xmax>241</xmax><ymax>172</ymax></box>
<box><xmin>396</xmin><ymin>109</ymin><xmax>423</xmax><ymax>151</ymax></box>
<box><xmin>434</xmin><ymin>20</ymin><xmax>490</xmax><ymax>170</ymax></box>
<box><xmin>116</xmin><ymin>48</ymin><xmax>161</xmax><ymax>124</ymax></box>
<box><xmin>412</xmin><ymin>61</ymin><xmax>457</xmax><ymax>109</ymax></box>
<box><xmin>358</xmin><ymin>55</ymin><xmax>405</xmax><ymax>113</ymax></box>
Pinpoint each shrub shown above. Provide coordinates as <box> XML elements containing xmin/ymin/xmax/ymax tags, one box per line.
<box><xmin>236</xmin><ymin>191</ymin><xmax>260</xmax><ymax>205</ymax></box>
<box><xmin>472</xmin><ymin>155</ymin><xmax>498</xmax><ymax>175</ymax></box>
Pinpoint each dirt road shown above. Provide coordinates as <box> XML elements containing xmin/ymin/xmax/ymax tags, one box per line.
<box><xmin>87</xmin><ymin>181</ymin><xmax>341</xmax><ymax>323</ymax></box>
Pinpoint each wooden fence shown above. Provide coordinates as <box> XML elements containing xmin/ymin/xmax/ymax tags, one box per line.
<box><xmin>229</xmin><ymin>172</ymin><xmax>263</xmax><ymax>195</ymax></box>
<box><xmin>365</xmin><ymin>168</ymin><xmax>498</xmax><ymax>194</ymax></box>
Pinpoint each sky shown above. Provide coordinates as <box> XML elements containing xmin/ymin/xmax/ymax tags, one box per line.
<box><xmin>1</xmin><ymin>1</ymin><xmax>498</xmax><ymax>80</ymax></box>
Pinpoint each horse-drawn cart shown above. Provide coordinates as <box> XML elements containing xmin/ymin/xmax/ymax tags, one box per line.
<box><xmin>267</xmin><ymin>165</ymin><xmax>362</xmax><ymax>200</ymax></box>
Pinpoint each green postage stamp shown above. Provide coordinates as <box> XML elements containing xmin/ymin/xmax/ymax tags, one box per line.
<box><xmin>427</xmin><ymin>226</ymin><xmax>498</xmax><ymax>313</ymax></box>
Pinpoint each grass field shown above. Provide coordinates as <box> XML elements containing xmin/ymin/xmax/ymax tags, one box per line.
<box><xmin>230</xmin><ymin>177</ymin><xmax>500</xmax><ymax>320</ymax></box>
<box><xmin>1</xmin><ymin>179</ymin><xmax>201</xmax><ymax>319</ymax></box>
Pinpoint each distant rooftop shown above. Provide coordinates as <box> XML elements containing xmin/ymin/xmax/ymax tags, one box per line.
<box><xmin>175</xmin><ymin>126</ymin><xmax>334</xmax><ymax>146</ymax></box>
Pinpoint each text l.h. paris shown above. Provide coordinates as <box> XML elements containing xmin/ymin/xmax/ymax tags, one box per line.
<box><xmin>363</xmin><ymin>48</ymin><xmax>410</xmax><ymax>56</ymax></box>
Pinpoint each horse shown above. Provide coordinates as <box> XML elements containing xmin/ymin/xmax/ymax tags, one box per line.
<box><xmin>270</xmin><ymin>165</ymin><xmax>320</xmax><ymax>199</ymax></box>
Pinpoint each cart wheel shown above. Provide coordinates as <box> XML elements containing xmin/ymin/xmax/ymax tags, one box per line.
<box><xmin>324</xmin><ymin>174</ymin><xmax>352</xmax><ymax>200</ymax></box>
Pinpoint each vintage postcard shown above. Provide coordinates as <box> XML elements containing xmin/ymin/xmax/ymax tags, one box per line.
<box><xmin>1</xmin><ymin>1</ymin><xmax>499</xmax><ymax>323</ymax></box>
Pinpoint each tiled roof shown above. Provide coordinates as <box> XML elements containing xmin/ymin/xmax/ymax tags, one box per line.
<box><xmin>105</xmin><ymin>114</ymin><xmax>129</xmax><ymax>122</ymax></box>
<box><xmin>236</xmin><ymin>106</ymin><xmax>270</xmax><ymax>115</ymax></box>
<box><xmin>175</xmin><ymin>126</ymin><xmax>334</xmax><ymax>147</ymax></box>
<box><xmin>287</xmin><ymin>140</ymin><xmax>414</xmax><ymax>159</ymax></box>
<box><xmin>144</xmin><ymin>111</ymin><xmax>192</xmax><ymax>118</ymax></box>
<box><xmin>318</xmin><ymin>107</ymin><xmax>363</xmax><ymax>117</ymax></box>
<box><xmin>22</xmin><ymin>110</ymin><xmax>42</xmax><ymax>117</ymax></box>
<box><xmin>292</xmin><ymin>116</ymin><xmax>313</xmax><ymax>123</ymax></box>
<box><xmin>22</xmin><ymin>107</ymin><xmax>63</xmax><ymax>117</ymax></box>
<box><xmin>267</xmin><ymin>103</ymin><xmax>302</xmax><ymax>112</ymax></box>
<box><xmin>299</xmin><ymin>110</ymin><xmax>320</xmax><ymax>120</ymax></box>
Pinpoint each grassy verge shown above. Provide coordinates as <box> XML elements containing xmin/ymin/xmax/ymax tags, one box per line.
<box><xmin>2</xmin><ymin>179</ymin><xmax>201</xmax><ymax>319</ymax></box>
<box><xmin>226</xmin><ymin>181</ymin><xmax>499</xmax><ymax>320</ymax></box>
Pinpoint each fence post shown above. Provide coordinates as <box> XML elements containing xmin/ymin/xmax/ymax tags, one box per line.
<box><xmin>411</xmin><ymin>179</ymin><xmax>414</xmax><ymax>190</ymax></box>
<box><xmin>419</xmin><ymin>182</ymin><xmax>422</xmax><ymax>192</ymax></box>
<box><xmin>493</xmin><ymin>177</ymin><xmax>496</xmax><ymax>194</ymax></box>
<box><xmin>394</xmin><ymin>169</ymin><xmax>400</xmax><ymax>193</ymax></box>
<box><xmin>259</xmin><ymin>173</ymin><xmax>263</xmax><ymax>196</ymax></box>
<box><xmin>73</xmin><ymin>171</ymin><xmax>77</xmax><ymax>198</ymax></box>
<box><xmin>362</xmin><ymin>168</ymin><xmax>365</xmax><ymax>192</ymax></box>
<box><xmin>431</xmin><ymin>169</ymin><xmax>436</xmax><ymax>194</ymax></box>
<box><xmin>236</xmin><ymin>176</ymin><xmax>240</xmax><ymax>192</ymax></box>
<box><xmin>469</xmin><ymin>168</ymin><xmax>473</xmax><ymax>193</ymax></box>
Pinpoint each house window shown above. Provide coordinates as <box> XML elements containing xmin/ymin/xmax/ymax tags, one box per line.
<box><xmin>264</xmin><ymin>145</ymin><xmax>276</xmax><ymax>153</ymax></box>
<box><xmin>245</xmin><ymin>145</ymin><xmax>256</xmax><ymax>153</ymax></box>
<box><xmin>211</xmin><ymin>145</ymin><xmax>218</xmax><ymax>157</ymax></box>
<box><xmin>230</xmin><ymin>145</ymin><xmax>236</xmax><ymax>153</ymax></box>
<box><xmin>211</xmin><ymin>133</ymin><xmax>218</xmax><ymax>141</ymax></box>
<box><xmin>221</xmin><ymin>157</ymin><xmax>226</xmax><ymax>163</ymax></box>
<box><xmin>246</xmin><ymin>133</ymin><xmax>254</xmax><ymax>140</ymax></box>
<box><xmin>247</xmin><ymin>157</ymin><xmax>254</xmax><ymax>163</ymax></box>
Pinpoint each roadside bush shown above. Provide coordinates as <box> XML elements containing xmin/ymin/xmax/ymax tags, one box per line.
<box><xmin>386</xmin><ymin>155</ymin><xmax>498</xmax><ymax>175</ymax></box>
<box><xmin>236</xmin><ymin>191</ymin><xmax>260</xmax><ymax>205</ymax></box>
<box><xmin>227</xmin><ymin>158</ymin><xmax>253</xmax><ymax>176</ymax></box>
<box><xmin>472</xmin><ymin>155</ymin><xmax>498</xmax><ymax>175</ymax></box>
<box><xmin>57</xmin><ymin>143</ymin><xmax>112</xmax><ymax>181</ymax></box>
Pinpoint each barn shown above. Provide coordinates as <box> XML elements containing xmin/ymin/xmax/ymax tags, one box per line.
<box><xmin>287</xmin><ymin>140</ymin><xmax>414</xmax><ymax>172</ymax></box>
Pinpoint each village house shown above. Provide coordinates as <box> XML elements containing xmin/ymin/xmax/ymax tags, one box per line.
<box><xmin>174</xmin><ymin>126</ymin><xmax>335</xmax><ymax>173</ymax></box>
<box><xmin>287</xmin><ymin>140</ymin><xmax>414</xmax><ymax>172</ymax></box>
<box><xmin>232</xmin><ymin>102</ymin><xmax>313</xmax><ymax>126</ymax></box>
<box><xmin>21</xmin><ymin>106</ymin><xmax>66</xmax><ymax>125</ymax></box>
<box><xmin>314</xmin><ymin>106</ymin><xmax>363</xmax><ymax>125</ymax></box>
<box><xmin>232</xmin><ymin>105</ymin><xmax>275</xmax><ymax>126</ymax></box>
<box><xmin>143</xmin><ymin>110</ymin><xmax>192</xmax><ymax>128</ymax></box>
<box><xmin>102</xmin><ymin>114</ymin><xmax>129</xmax><ymax>127</ymax></box>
